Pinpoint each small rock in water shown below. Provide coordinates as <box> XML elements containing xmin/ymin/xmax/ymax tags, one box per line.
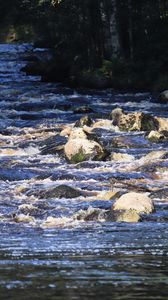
<box><xmin>139</xmin><ymin>150</ymin><xmax>168</xmax><ymax>163</ymax></box>
<box><xmin>18</xmin><ymin>204</ymin><xmax>38</xmax><ymax>214</ymax></box>
<box><xmin>159</xmin><ymin>90</ymin><xmax>168</xmax><ymax>103</ymax></box>
<box><xmin>147</xmin><ymin>130</ymin><xmax>167</xmax><ymax>142</ymax></box>
<box><xmin>13</xmin><ymin>214</ymin><xmax>35</xmax><ymax>223</ymax></box>
<box><xmin>112</xmin><ymin>135</ymin><xmax>149</xmax><ymax>149</ymax></box>
<box><xmin>112</xmin><ymin>192</ymin><xmax>154</xmax><ymax>214</ymax></box>
<box><xmin>156</xmin><ymin>117</ymin><xmax>168</xmax><ymax>132</ymax></box>
<box><xmin>73</xmin><ymin>106</ymin><xmax>93</xmax><ymax>114</ymax></box>
<box><xmin>150</xmin><ymin>188</ymin><xmax>168</xmax><ymax>200</ymax></box>
<box><xmin>39</xmin><ymin>185</ymin><xmax>82</xmax><ymax>199</ymax></box>
<box><xmin>92</xmin><ymin>119</ymin><xmax>119</xmax><ymax>131</ymax></box>
<box><xmin>42</xmin><ymin>216</ymin><xmax>71</xmax><ymax>228</ymax></box>
<box><xmin>111</xmin><ymin>152</ymin><xmax>135</xmax><ymax>162</ymax></box>
<box><xmin>74</xmin><ymin>115</ymin><xmax>93</xmax><ymax>127</ymax></box>
<box><xmin>97</xmin><ymin>190</ymin><xmax>121</xmax><ymax>201</ymax></box>
<box><xmin>39</xmin><ymin>135</ymin><xmax>67</xmax><ymax>155</ymax></box>
<box><xmin>75</xmin><ymin>207</ymin><xmax>106</xmax><ymax>222</ymax></box>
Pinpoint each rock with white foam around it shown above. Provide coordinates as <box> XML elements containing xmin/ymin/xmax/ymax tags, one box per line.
<box><xmin>64</xmin><ymin>128</ymin><xmax>106</xmax><ymax>163</ymax></box>
<box><xmin>112</xmin><ymin>192</ymin><xmax>154</xmax><ymax>214</ymax></box>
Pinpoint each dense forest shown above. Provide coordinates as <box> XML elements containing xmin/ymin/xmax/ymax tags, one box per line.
<box><xmin>1</xmin><ymin>0</ymin><xmax>168</xmax><ymax>90</ymax></box>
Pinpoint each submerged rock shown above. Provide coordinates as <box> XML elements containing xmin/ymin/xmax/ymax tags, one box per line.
<box><xmin>39</xmin><ymin>135</ymin><xmax>67</xmax><ymax>155</ymax></box>
<box><xmin>39</xmin><ymin>185</ymin><xmax>82</xmax><ymax>199</ymax></box>
<box><xmin>150</xmin><ymin>188</ymin><xmax>168</xmax><ymax>200</ymax></box>
<box><xmin>110</xmin><ymin>108</ymin><xmax>158</xmax><ymax>132</ymax></box>
<box><xmin>112</xmin><ymin>135</ymin><xmax>149</xmax><ymax>149</ymax></box>
<box><xmin>112</xmin><ymin>192</ymin><xmax>154</xmax><ymax>214</ymax></box>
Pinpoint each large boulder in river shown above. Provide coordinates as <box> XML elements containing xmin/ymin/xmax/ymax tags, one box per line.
<box><xmin>159</xmin><ymin>90</ymin><xmax>168</xmax><ymax>103</ymax></box>
<box><xmin>110</xmin><ymin>108</ymin><xmax>159</xmax><ymax>132</ymax></box>
<box><xmin>64</xmin><ymin>128</ymin><xmax>106</xmax><ymax>163</ymax></box>
<box><xmin>112</xmin><ymin>192</ymin><xmax>154</xmax><ymax>214</ymax></box>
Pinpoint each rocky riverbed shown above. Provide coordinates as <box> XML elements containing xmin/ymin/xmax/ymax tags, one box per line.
<box><xmin>0</xmin><ymin>43</ymin><xmax>168</xmax><ymax>299</ymax></box>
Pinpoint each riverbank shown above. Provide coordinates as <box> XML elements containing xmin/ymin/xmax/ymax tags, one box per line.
<box><xmin>21</xmin><ymin>48</ymin><xmax>168</xmax><ymax>92</ymax></box>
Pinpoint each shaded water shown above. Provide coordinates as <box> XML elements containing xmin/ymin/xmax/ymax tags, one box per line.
<box><xmin>0</xmin><ymin>43</ymin><xmax>168</xmax><ymax>299</ymax></box>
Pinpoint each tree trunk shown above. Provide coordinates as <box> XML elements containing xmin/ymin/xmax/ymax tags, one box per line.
<box><xmin>101</xmin><ymin>0</ymin><xmax>121</xmax><ymax>59</ymax></box>
<box><xmin>128</xmin><ymin>0</ymin><xmax>133</xmax><ymax>60</ymax></box>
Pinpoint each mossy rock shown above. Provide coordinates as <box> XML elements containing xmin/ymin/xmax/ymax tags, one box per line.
<box><xmin>70</xmin><ymin>149</ymin><xmax>87</xmax><ymax>163</ymax></box>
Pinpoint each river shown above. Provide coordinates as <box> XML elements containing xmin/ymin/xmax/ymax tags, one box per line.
<box><xmin>0</xmin><ymin>43</ymin><xmax>168</xmax><ymax>299</ymax></box>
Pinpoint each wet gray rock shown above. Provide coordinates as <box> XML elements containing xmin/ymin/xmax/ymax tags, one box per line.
<box><xmin>38</xmin><ymin>185</ymin><xmax>82</xmax><ymax>199</ymax></box>
<box><xmin>73</xmin><ymin>106</ymin><xmax>93</xmax><ymax>114</ymax></box>
<box><xmin>159</xmin><ymin>90</ymin><xmax>168</xmax><ymax>103</ymax></box>
<box><xmin>150</xmin><ymin>188</ymin><xmax>168</xmax><ymax>200</ymax></box>
<box><xmin>39</xmin><ymin>135</ymin><xmax>67</xmax><ymax>155</ymax></box>
<box><xmin>112</xmin><ymin>135</ymin><xmax>149</xmax><ymax>148</ymax></box>
<box><xmin>74</xmin><ymin>115</ymin><xmax>93</xmax><ymax>127</ymax></box>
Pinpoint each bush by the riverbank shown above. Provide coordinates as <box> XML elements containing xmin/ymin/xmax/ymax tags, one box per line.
<box><xmin>22</xmin><ymin>55</ymin><xmax>168</xmax><ymax>91</ymax></box>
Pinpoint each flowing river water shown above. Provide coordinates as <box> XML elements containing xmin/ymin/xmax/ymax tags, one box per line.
<box><xmin>0</xmin><ymin>43</ymin><xmax>168</xmax><ymax>299</ymax></box>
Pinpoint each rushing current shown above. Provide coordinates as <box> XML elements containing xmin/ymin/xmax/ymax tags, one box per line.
<box><xmin>0</xmin><ymin>43</ymin><xmax>168</xmax><ymax>299</ymax></box>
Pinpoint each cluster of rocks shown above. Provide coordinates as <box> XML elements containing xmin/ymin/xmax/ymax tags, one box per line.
<box><xmin>14</xmin><ymin>184</ymin><xmax>155</xmax><ymax>224</ymax></box>
<box><xmin>55</xmin><ymin>107</ymin><xmax>168</xmax><ymax>163</ymax></box>
<box><xmin>14</xmin><ymin>103</ymin><xmax>168</xmax><ymax>225</ymax></box>
<box><xmin>13</xmin><ymin>185</ymin><xmax>154</xmax><ymax>227</ymax></box>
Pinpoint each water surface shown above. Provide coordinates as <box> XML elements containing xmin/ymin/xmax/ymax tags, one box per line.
<box><xmin>0</xmin><ymin>43</ymin><xmax>167</xmax><ymax>299</ymax></box>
